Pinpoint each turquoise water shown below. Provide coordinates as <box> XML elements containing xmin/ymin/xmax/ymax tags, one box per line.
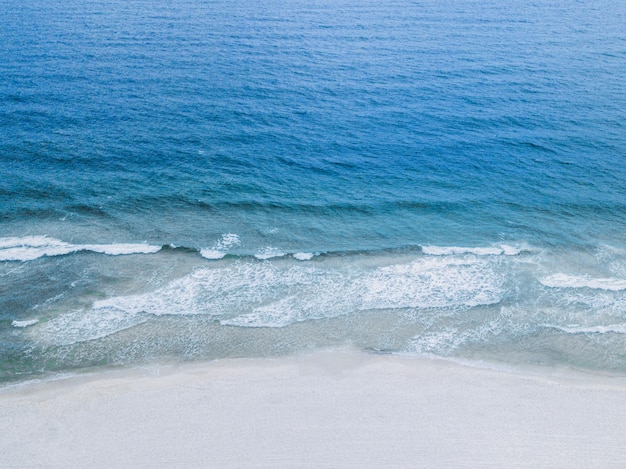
<box><xmin>1</xmin><ymin>0</ymin><xmax>626</xmax><ymax>381</ymax></box>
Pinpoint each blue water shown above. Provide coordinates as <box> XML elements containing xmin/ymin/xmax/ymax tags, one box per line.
<box><xmin>1</xmin><ymin>0</ymin><xmax>626</xmax><ymax>381</ymax></box>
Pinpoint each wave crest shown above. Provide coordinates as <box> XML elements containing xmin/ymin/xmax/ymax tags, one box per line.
<box><xmin>0</xmin><ymin>236</ymin><xmax>161</xmax><ymax>262</ymax></box>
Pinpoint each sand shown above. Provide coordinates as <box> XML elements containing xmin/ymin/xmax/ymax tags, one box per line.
<box><xmin>2</xmin><ymin>350</ymin><xmax>626</xmax><ymax>468</ymax></box>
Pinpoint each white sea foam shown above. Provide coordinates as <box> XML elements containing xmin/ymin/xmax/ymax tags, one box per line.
<box><xmin>26</xmin><ymin>253</ymin><xmax>507</xmax><ymax>342</ymax></box>
<box><xmin>410</xmin><ymin>319</ymin><xmax>504</xmax><ymax>355</ymax></box>
<box><xmin>199</xmin><ymin>249</ymin><xmax>226</xmax><ymax>260</ymax></box>
<box><xmin>421</xmin><ymin>244</ymin><xmax>521</xmax><ymax>256</ymax></box>
<box><xmin>83</xmin><ymin>243</ymin><xmax>161</xmax><ymax>255</ymax></box>
<box><xmin>200</xmin><ymin>233</ymin><xmax>240</xmax><ymax>260</ymax></box>
<box><xmin>0</xmin><ymin>236</ymin><xmax>161</xmax><ymax>261</ymax></box>
<box><xmin>500</xmin><ymin>245</ymin><xmax>522</xmax><ymax>256</ymax></box>
<box><xmin>223</xmin><ymin>255</ymin><xmax>504</xmax><ymax>327</ymax></box>
<box><xmin>11</xmin><ymin>319</ymin><xmax>39</xmax><ymax>328</ymax></box>
<box><xmin>254</xmin><ymin>247</ymin><xmax>285</xmax><ymax>260</ymax></box>
<box><xmin>544</xmin><ymin>324</ymin><xmax>626</xmax><ymax>335</ymax></box>
<box><xmin>358</xmin><ymin>256</ymin><xmax>504</xmax><ymax>310</ymax></box>
<box><xmin>540</xmin><ymin>274</ymin><xmax>626</xmax><ymax>291</ymax></box>
<box><xmin>29</xmin><ymin>306</ymin><xmax>148</xmax><ymax>346</ymax></box>
<box><xmin>0</xmin><ymin>236</ymin><xmax>74</xmax><ymax>261</ymax></box>
<box><xmin>410</xmin><ymin>328</ymin><xmax>466</xmax><ymax>354</ymax></box>
<box><xmin>293</xmin><ymin>252</ymin><xmax>315</xmax><ymax>261</ymax></box>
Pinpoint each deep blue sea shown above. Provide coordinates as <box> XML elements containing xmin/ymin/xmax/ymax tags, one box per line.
<box><xmin>1</xmin><ymin>0</ymin><xmax>626</xmax><ymax>382</ymax></box>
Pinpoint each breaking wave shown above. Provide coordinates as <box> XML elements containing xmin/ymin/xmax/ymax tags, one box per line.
<box><xmin>0</xmin><ymin>236</ymin><xmax>161</xmax><ymax>262</ymax></box>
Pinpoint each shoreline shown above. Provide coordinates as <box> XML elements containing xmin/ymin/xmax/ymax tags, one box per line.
<box><xmin>2</xmin><ymin>350</ymin><xmax>626</xmax><ymax>468</ymax></box>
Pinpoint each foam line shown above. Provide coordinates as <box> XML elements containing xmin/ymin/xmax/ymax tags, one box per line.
<box><xmin>544</xmin><ymin>324</ymin><xmax>626</xmax><ymax>334</ymax></box>
<box><xmin>0</xmin><ymin>236</ymin><xmax>161</xmax><ymax>262</ymax></box>
<box><xmin>540</xmin><ymin>274</ymin><xmax>626</xmax><ymax>291</ymax></box>
<box><xmin>421</xmin><ymin>245</ymin><xmax>522</xmax><ymax>256</ymax></box>
<box><xmin>11</xmin><ymin>319</ymin><xmax>39</xmax><ymax>328</ymax></box>
<box><xmin>254</xmin><ymin>247</ymin><xmax>286</xmax><ymax>260</ymax></box>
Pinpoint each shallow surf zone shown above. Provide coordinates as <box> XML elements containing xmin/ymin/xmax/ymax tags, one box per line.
<box><xmin>2</xmin><ymin>241</ymin><xmax>626</xmax><ymax>381</ymax></box>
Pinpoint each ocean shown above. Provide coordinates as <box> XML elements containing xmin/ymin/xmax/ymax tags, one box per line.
<box><xmin>1</xmin><ymin>0</ymin><xmax>625</xmax><ymax>382</ymax></box>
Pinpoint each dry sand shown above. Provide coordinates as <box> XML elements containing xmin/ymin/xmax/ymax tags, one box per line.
<box><xmin>2</xmin><ymin>350</ymin><xmax>626</xmax><ymax>468</ymax></box>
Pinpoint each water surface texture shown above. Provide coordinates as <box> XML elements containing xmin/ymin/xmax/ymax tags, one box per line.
<box><xmin>1</xmin><ymin>0</ymin><xmax>626</xmax><ymax>382</ymax></box>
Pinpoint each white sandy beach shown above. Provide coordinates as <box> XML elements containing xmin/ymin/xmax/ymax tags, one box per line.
<box><xmin>2</xmin><ymin>351</ymin><xmax>626</xmax><ymax>468</ymax></box>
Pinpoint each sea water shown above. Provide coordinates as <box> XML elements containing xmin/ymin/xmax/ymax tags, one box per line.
<box><xmin>1</xmin><ymin>0</ymin><xmax>625</xmax><ymax>382</ymax></box>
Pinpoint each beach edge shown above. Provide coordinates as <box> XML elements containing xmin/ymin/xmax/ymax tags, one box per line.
<box><xmin>2</xmin><ymin>350</ymin><xmax>626</xmax><ymax>468</ymax></box>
